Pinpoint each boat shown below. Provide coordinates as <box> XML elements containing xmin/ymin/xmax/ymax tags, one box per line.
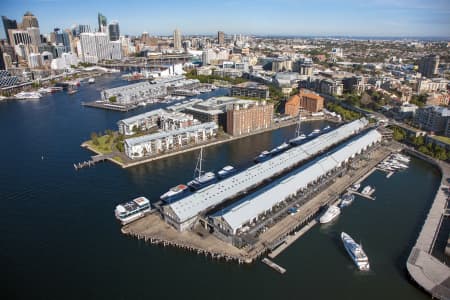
<box><xmin>270</xmin><ymin>142</ymin><xmax>290</xmax><ymax>156</ymax></box>
<box><xmin>67</xmin><ymin>87</ymin><xmax>78</xmax><ymax>95</ymax></box>
<box><xmin>138</xmin><ymin>102</ymin><xmax>147</xmax><ymax>106</ymax></box>
<box><xmin>319</xmin><ymin>205</ymin><xmax>341</xmax><ymax>224</ymax></box>
<box><xmin>187</xmin><ymin>148</ymin><xmax>217</xmax><ymax>190</ymax></box>
<box><xmin>350</xmin><ymin>183</ymin><xmax>361</xmax><ymax>191</ymax></box>
<box><xmin>341</xmin><ymin>232</ymin><xmax>370</xmax><ymax>271</ymax></box>
<box><xmin>340</xmin><ymin>193</ymin><xmax>355</xmax><ymax>208</ymax></box>
<box><xmin>255</xmin><ymin>150</ymin><xmax>271</xmax><ymax>163</ymax></box>
<box><xmin>308</xmin><ymin>128</ymin><xmax>321</xmax><ymax>137</ymax></box>
<box><xmin>361</xmin><ymin>185</ymin><xmax>375</xmax><ymax>195</ymax></box>
<box><xmin>49</xmin><ymin>86</ymin><xmax>63</xmax><ymax>92</ymax></box>
<box><xmin>160</xmin><ymin>184</ymin><xmax>190</xmax><ymax>203</ymax></box>
<box><xmin>114</xmin><ymin>196</ymin><xmax>151</xmax><ymax>225</ymax></box>
<box><xmin>289</xmin><ymin>134</ymin><xmax>307</xmax><ymax>145</ymax></box>
<box><xmin>38</xmin><ymin>87</ymin><xmax>52</xmax><ymax>94</ymax></box>
<box><xmin>218</xmin><ymin>165</ymin><xmax>236</xmax><ymax>179</ymax></box>
<box><xmin>15</xmin><ymin>91</ymin><xmax>41</xmax><ymax>100</ymax></box>
<box><xmin>88</xmin><ymin>78</ymin><xmax>95</xmax><ymax>84</ymax></box>
<box><xmin>322</xmin><ymin>125</ymin><xmax>331</xmax><ymax>131</ymax></box>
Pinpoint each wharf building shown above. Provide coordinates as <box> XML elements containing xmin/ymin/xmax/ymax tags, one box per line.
<box><xmin>285</xmin><ymin>89</ymin><xmax>324</xmax><ymax>116</ymax></box>
<box><xmin>124</xmin><ymin>122</ymin><xmax>217</xmax><ymax>159</ymax></box>
<box><xmin>210</xmin><ymin>129</ymin><xmax>381</xmax><ymax>237</ymax></box>
<box><xmin>161</xmin><ymin>118</ymin><xmax>368</xmax><ymax>231</ymax></box>
<box><xmin>101</xmin><ymin>81</ymin><xmax>167</xmax><ymax>105</ymax></box>
<box><xmin>230</xmin><ymin>82</ymin><xmax>269</xmax><ymax>99</ymax></box>
<box><xmin>118</xmin><ymin>109</ymin><xmax>199</xmax><ymax>136</ymax></box>
<box><xmin>226</xmin><ymin>101</ymin><xmax>273</xmax><ymax>136</ymax></box>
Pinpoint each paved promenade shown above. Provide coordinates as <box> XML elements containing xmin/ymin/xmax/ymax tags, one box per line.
<box><xmin>405</xmin><ymin>148</ymin><xmax>450</xmax><ymax>300</ymax></box>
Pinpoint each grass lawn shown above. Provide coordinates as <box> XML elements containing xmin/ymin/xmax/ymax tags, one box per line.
<box><xmin>87</xmin><ymin>134</ymin><xmax>115</xmax><ymax>154</ymax></box>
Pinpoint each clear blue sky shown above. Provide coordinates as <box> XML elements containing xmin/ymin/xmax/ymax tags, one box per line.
<box><xmin>1</xmin><ymin>0</ymin><xmax>449</xmax><ymax>38</ymax></box>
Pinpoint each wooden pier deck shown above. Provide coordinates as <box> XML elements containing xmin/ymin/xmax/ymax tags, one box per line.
<box><xmin>262</xmin><ymin>258</ymin><xmax>286</xmax><ymax>274</ymax></box>
<box><xmin>405</xmin><ymin>148</ymin><xmax>450</xmax><ymax>300</ymax></box>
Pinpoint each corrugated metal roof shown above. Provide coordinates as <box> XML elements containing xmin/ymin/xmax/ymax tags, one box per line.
<box><xmin>216</xmin><ymin>129</ymin><xmax>381</xmax><ymax>233</ymax></box>
<box><xmin>166</xmin><ymin>118</ymin><xmax>369</xmax><ymax>223</ymax></box>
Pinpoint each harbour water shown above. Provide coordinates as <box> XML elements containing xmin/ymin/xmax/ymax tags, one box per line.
<box><xmin>0</xmin><ymin>74</ymin><xmax>441</xmax><ymax>299</ymax></box>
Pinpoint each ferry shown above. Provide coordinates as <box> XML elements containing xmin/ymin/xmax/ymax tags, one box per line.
<box><xmin>339</xmin><ymin>193</ymin><xmax>355</xmax><ymax>208</ymax></box>
<box><xmin>255</xmin><ymin>150</ymin><xmax>271</xmax><ymax>163</ymax></box>
<box><xmin>114</xmin><ymin>196</ymin><xmax>151</xmax><ymax>225</ymax></box>
<box><xmin>270</xmin><ymin>142</ymin><xmax>290</xmax><ymax>156</ymax></box>
<box><xmin>38</xmin><ymin>87</ymin><xmax>52</xmax><ymax>94</ymax></box>
<box><xmin>88</xmin><ymin>78</ymin><xmax>95</xmax><ymax>84</ymax></box>
<box><xmin>341</xmin><ymin>232</ymin><xmax>370</xmax><ymax>271</ymax></box>
<box><xmin>15</xmin><ymin>91</ymin><xmax>41</xmax><ymax>100</ymax></box>
<box><xmin>160</xmin><ymin>184</ymin><xmax>190</xmax><ymax>203</ymax></box>
<box><xmin>218</xmin><ymin>165</ymin><xmax>236</xmax><ymax>179</ymax></box>
<box><xmin>319</xmin><ymin>205</ymin><xmax>341</xmax><ymax>224</ymax></box>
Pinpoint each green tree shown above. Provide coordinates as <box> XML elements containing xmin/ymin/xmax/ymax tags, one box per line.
<box><xmin>109</xmin><ymin>96</ymin><xmax>117</xmax><ymax>103</ymax></box>
<box><xmin>90</xmin><ymin>132</ymin><xmax>99</xmax><ymax>146</ymax></box>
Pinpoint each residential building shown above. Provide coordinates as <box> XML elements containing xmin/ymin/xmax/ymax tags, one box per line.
<box><xmin>109</xmin><ymin>41</ymin><xmax>122</xmax><ymax>60</ymax></box>
<box><xmin>124</xmin><ymin>122</ymin><xmax>218</xmax><ymax>159</ymax></box>
<box><xmin>414</xmin><ymin>106</ymin><xmax>450</xmax><ymax>135</ymax></box>
<box><xmin>285</xmin><ymin>89</ymin><xmax>324</xmax><ymax>116</ymax></box>
<box><xmin>426</xmin><ymin>93</ymin><xmax>449</xmax><ymax>106</ymax></box>
<box><xmin>230</xmin><ymin>82</ymin><xmax>269</xmax><ymax>99</ymax></box>
<box><xmin>419</xmin><ymin>54</ymin><xmax>439</xmax><ymax>78</ymax></box>
<box><xmin>79</xmin><ymin>32</ymin><xmax>110</xmax><ymax>63</ymax></box>
<box><xmin>226</xmin><ymin>100</ymin><xmax>273</xmax><ymax>136</ymax></box>
<box><xmin>416</xmin><ymin>78</ymin><xmax>448</xmax><ymax>93</ymax></box>
<box><xmin>27</xmin><ymin>52</ymin><xmax>41</xmax><ymax>68</ymax></box>
<box><xmin>218</xmin><ymin>31</ymin><xmax>225</xmax><ymax>46</ymax></box>
<box><xmin>173</xmin><ymin>28</ymin><xmax>182</xmax><ymax>50</ymax></box>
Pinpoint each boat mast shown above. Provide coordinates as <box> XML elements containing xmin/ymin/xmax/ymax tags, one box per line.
<box><xmin>295</xmin><ymin>109</ymin><xmax>302</xmax><ymax>138</ymax></box>
<box><xmin>194</xmin><ymin>147</ymin><xmax>204</xmax><ymax>179</ymax></box>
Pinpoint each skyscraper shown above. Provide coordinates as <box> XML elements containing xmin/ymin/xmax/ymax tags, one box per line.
<box><xmin>27</xmin><ymin>27</ymin><xmax>40</xmax><ymax>50</ymax></box>
<box><xmin>218</xmin><ymin>31</ymin><xmax>225</xmax><ymax>46</ymax></box>
<box><xmin>21</xmin><ymin>11</ymin><xmax>39</xmax><ymax>29</ymax></box>
<box><xmin>173</xmin><ymin>28</ymin><xmax>181</xmax><ymax>50</ymax></box>
<box><xmin>54</xmin><ymin>28</ymin><xmax>71</xmax><ymax>53</ymax></box>
<box><xmin>419</xmin><ymin>54</ymin><xmax>440</xmax><ymax>78</ymax></box>
<box><xmin>79</xmin><ymin>32</ymin><xmax>110</xmax><ymax>63</ymax></box>
<box><xmin>108</xmin><ymin>21</ymin><xmax>120</xmax><ymax>41</ymax></box>
<box><xmin>98</xmin><ymin>13</ymin><xmax>107</xmax><ymax>32</ymax></box>
<box><xmin>2</xmin><ymin>16</ymin><xmax>18</xmax><ymax>44</ymax></box>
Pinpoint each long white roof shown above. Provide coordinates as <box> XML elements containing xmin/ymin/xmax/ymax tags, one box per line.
<box><xmin>216</xmin><ymin>129</ymin><xmax>382</xmax><ymax>233</ymax></box>
<box><xmin>165</xmin><ymin>118</ymin><xmax>369</xmax><ymax>223</ymax></box>
<box><xmin>118</xmin><ymin>109</ymin><xmax>165</xmax><ymax>126</ymax></box>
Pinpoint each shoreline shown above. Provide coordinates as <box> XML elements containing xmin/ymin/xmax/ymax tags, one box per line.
<box><xmin>81</xmin><ymin>116</ymin><xmax>340</xmax><ymax>169</ymax></box>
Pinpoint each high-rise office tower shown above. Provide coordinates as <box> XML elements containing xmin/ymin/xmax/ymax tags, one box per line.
<box><xmin>2</xmin><ymin>16</ymin><xmax>18</xmax><ymax>44</ymax></box>
<box><xmin>218</xmin><ymin>31</ymin><xmax>225</xmax><ymax>46</ymax></box>
<box><xmin>21</xmin><ymin>11</ymin><xmax>39</xmax><ymax>29</ymax></box>
<box><xmin>108</xmin><ymin>21</ymin><xmax>120</xmax><ymax>41</ymax></box>
<box><xmin>98</xmin><ymin>13</ymin><xmax>107</xmax><ymax>32</ymax></box>
<box><xmin>419</xmin><ymin>54</ymin><xmax>440</xmax><ymax>78</ymax></box>
<box><xmin>173</xmin><ymin>28</ymin><xmax>181</xmax><ymax>50</ymax></box>
<box><xmin>54</xmin><ymin>28</ymin><xmax>71</xmax><ymax>53</ymax></box>
<box><xmin>80</xmin><ymin>32</ymin><xmax>110</xmax><ymax>63</ymax></box>
<box><xmin>26</xmin><ymin>27</ymin><xmax>40</xmax><ymax>50</ymax></box>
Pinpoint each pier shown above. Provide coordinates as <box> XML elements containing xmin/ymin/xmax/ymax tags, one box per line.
<box><xmin>261</xmin><ymin>258</ymin><xmax>286</xmax><ymax>274</ymax></box>
<box><xmin>122</xmin><ymin>141</ymin><xmax>399</xmax><ymax>264</ymax></box>
<box><xmin>73</xmin><ymin>154</ymin><xmax>113</xmax><ymax>170</ymax></box>
<box><xmin>405</xmin><ymin>148</ymin><xmax>450</xmax><ymax>300</ymax></box>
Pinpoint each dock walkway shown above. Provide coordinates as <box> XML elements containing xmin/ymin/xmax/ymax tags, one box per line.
<box><xmin>405</xmin><ymin>148</ymin><xmax>450</xmax><ymax>300</ymax></box>
<box><xmin>262</xmin><ymin>258</ymin><xmax>286</xmax><ymax>274</ymax></box>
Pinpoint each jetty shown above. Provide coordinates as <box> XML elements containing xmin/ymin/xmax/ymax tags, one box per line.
<box><xmin>73</xmin><ymin>154</ymin><xmax>113</xmax><ymax>170</ymax></box>
<box><xmin>405</xmin><ymin>148</ymin><xmax>450</xmax><ymax>300</ymax></box>
<box><xmin>262</xmin><ymin>258</ymin><xmax>286</xmax><ymax>274</ymax></box>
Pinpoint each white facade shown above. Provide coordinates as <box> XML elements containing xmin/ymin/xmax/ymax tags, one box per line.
<box><xmin>101</xmin><ymin>81</ymin><xmax>167</xmax><ymax>105</ymax></box>
<box><xmin>173</xmin><ymin>28</ymin><xmax>182</xmax><ymax>50</ymax></box>
<box><xmin>28</xmin><ymin>52</ymin><xmax>42</xmax><ymax>68</ymax></box>
<box><xmin>109</xmin><ymin>41</ymin><xmax>122</xmax><ymax>60</ymax></box>
<box><xmin>79</xmin><ymin>32</ymin><xmax>110</xmax><ymax>63</ymax></box>
<box><xmin>124</xmin><ymin>122</ymin><xmax>218</xmax><ymax>159</ymax></box>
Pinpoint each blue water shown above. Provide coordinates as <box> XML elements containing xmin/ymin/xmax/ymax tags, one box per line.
<box><xmin>0</xmin><ymin>74</ymin><xmax>441</xmax><ymax>300</ymax></box>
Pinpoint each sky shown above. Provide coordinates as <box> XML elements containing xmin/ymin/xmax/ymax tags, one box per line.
<box><xmin>0</xmin><ymin>0</ymin><xmax>449</xmax><ymax>38</ymax></box>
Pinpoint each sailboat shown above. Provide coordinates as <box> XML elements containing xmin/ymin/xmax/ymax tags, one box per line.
<box><xmin>187</xmin><ymin>148</ymin><xmax>217</xmax><ymax>190</ymax></box>
<box><xmin>289</xmin><ymin>112</ymin><xmax>307</xmax><ymax>145</ymax></box>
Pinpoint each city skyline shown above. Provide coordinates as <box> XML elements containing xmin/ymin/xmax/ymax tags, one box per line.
<box><xmin>0</xmin><ymin>0</ymin><xmax>449</xmax><ymax>38</ymax></box>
